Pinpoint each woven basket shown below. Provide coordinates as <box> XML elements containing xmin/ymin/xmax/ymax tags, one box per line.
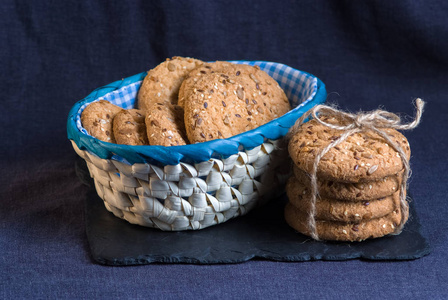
<box><xmin>67</xmin><ymin>61</ymin><xmax>326</xmax><ymax>231</ymax></box>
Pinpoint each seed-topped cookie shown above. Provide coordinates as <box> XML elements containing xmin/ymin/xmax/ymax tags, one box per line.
<box><xmin>113</xmin><ymin>109</ymin><xmax>148</xmax><ymax>145</ymax></box>
<box><xmin>145</xmin><ymin>102</ymin><xmax>188</xmax><ymax>146</ymax></box>
<box><xmin>286</xmin><ymin>177</ymin><xmax>400</xmax><ymax>223</ymax></box>
<box><xmin>138</xmin><ymin>56</ymin><xmax>204</xmax><ymax>111</ymax></box>
<box><xmin>293</xmin><ymin>165</ymin><xmax>402</xmax><ymax>201</ymax></box>
<box><xmin>284</xmin><ymin>202</ymin><xmax>407</xmax><ymax>242</ymax></box>
<box><xmin>223</xmin><ymin>63</ymin><xmax>291</xmax><ymax>122</ymax></box>
<box><xmin>288</xmin><ymin>118</ymin><xmax>411</xmax><ymax>182</ymax></box>
<box><xmin>183</xmin><ymin>63</ymin><xmax>291</xmax><ymax>143</ymax></box>
<box><xmin>81</xmin><ymin>100</ymin><xmax>122</xmax><ymax>142</ymax></box>
<box><xmin>178</xmin><ymin>61</ymin><xmax>234</xmax><ymax>108</ymax></box>
<box><xmin>285</xmin><ymin>99</ymin><xmax>424</xmax><ymax>241</ymax></box>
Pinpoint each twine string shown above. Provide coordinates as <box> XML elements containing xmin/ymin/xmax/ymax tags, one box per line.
<box><xmin>289</xmin><ymin>98</ymin><xmax>425</xmax><ymax>240</ymax></box>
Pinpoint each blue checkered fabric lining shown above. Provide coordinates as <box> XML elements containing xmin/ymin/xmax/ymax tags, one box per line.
<box><xmin>75</xmin><ymin>61</ymin><xmax>317</xmax><ymax>135</ymax></box>
<box><xmin>77</xmin><ymin>81</ymin><xmax>140</xmax><ymax>135</ymax></box>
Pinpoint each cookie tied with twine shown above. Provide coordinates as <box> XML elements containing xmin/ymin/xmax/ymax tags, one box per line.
<box><xmin>287</xmin><ymin>98</ymin><xmax>425</xmax><ymax>241</ymax></box>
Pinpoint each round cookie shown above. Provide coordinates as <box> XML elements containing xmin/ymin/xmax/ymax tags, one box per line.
<box><xmin>226</xmin><ymin>63</ymin><xmax>291</xmax><ymax>119</ymax></box>
<box><xmin>145</xmin><ymin>102</ymin><xmax>188</xmax><ymax>146</ymax></box>
<box><xmin>183</xmin><ymin>63</ymin><xmax>291</xmax><ymax>143</ymax></box>
<box><xmin>178</xmin><ymin>61</ymin><xmax>234</xmax><ymax>108</ymax></box>
<box><xmin>286</xmin><ymin>176</ymin><xmax>400</xmax><ymax>223</ymax></box>
<box><xmin>137</xmin><ymin>56</ymin><xmax>204</xmax><ymax>111</ymax></box>
<box><xmin>293</xmin><ymin>165</ymin><xmax>402</xmax><ymax>201</ymax></box>
<box><xmin>81</xmin><ymin>100</ymin><xmax>122</xmax><ymax>143</ymax></box>
<box><xmin>288</xmin><ymin>118</ymin><xmax>411</xmax><ymax>182</ymax></box>
<box><xmin>284</xmin><ymin>202</ymin><xmax>408</xmax><ymax>242</ymax></box>
<box><xmin>113</xmin><ymin>109</ymin><xmax>148</xmax><ymax>145</ymax></box>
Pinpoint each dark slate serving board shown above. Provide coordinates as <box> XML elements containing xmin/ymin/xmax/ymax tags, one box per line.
<box><xmin>76</xmin><ymin>159</ymin><xmax>430</xmax><ymax>265</ymax></box>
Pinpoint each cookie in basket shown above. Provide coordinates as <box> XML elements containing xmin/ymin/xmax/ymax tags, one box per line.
<box><xmin>221</xmin><ymin>63</ymin><xmax>291</xmax><ymax>122</ymax></box>
<box><xmin>284</xmin><ymin>202</ymin><xmax>408</xmax><ymax>242</ymax></box>
<box><xmin>113</xmin><ymin>109</ymin><xmax>148</xmax><ymax>145</ymax></box>
<box><xmin>178</xmin><ymin>61</ymin><xmax>234</xmax><ymax>108</ymax></box>
<box><xmin>138</xmin><ymin>56</ymin><xmax>204</xmax><ymax>111</ymax></box>
<box><xmin>286</xmin><ymin>176</ymin><xmax>400</xmax><ymax>223</ymax></box>
<box><xmin>145</xmin><ymin>102</ymin><xmax>188</xmax><ymax>146</ymax></box>
<box><xmin>183</xmin><ymin>63</ymin><xmax>291</xmax><ymax>143</ymax></box>
<box><xmin>81</xmin><ymin>100</ymin><xmax>122</xmax><ymax>142</ymax></box>
<box><xmin>293</xmin><ymin>165</ymin><xmax>402</xmax><ymax>201</ymax></box>
<box><xmin>288</xmin><ymin>118</ymin><xmax>411</xmax><ymax>182</ymax></box>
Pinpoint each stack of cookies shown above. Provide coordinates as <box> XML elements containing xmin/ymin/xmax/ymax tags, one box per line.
<box><xmin>81</xmin><ymin>57</ymin><xmax>291</xmax><ymax>146</ymax></box>
<box><xmin>285</xmin><ymin>117</ymin><xmax>410</xmax><ymax>242</ymax></box>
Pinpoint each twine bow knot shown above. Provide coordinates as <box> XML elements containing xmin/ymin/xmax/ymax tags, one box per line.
<box><xmin>289</xmin><ymin>98</ymin><xmax>425</xmax><ymax>241</ymax></box>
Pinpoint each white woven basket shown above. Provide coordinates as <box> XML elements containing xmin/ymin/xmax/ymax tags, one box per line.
<box><xmin>67</xmin><ymin>61</ymin><xmax>326</xmax><ymax>231</ymax></box>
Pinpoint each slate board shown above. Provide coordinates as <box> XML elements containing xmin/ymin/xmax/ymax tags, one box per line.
<box><xmin>76</xmin><ymin>159</ymin><xmax>431</xmax><ymax>265</ymax></box>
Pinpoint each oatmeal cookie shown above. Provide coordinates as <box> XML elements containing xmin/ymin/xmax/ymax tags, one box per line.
<box><xmin>138</xmin><ymin>56</ymin><xmax>204</xmax><ymax>111</ymax></box>
<box><xmin>178</xmin><ymin>61</ymin><xmax>234</xmax><ymax>108</ymax></box>
<box><xmin>81</xmin><ymin>100</ymin><xmax>122</xmax><ymax>142</ymax></box>
<box><xmin>284</xmin><ymin>202</ymin><xmax>408</xmax><ymax>242</ymax></box>
<box><xmin>293</xmin><ymin>166</ymin><xmax>402</xmax><ymax>201</ymax></box>
<box><xmin>183</xmin><ymin>63</ymin><xmax>290</xmax><ymax>143</ymax></box>
<box><xmin>286</xmin><ymin>176</ymin><xmax>400</xmax><ymax>223</ymax></box>
<box><xmin>145</xmin><ymin>102</ymin><xmax>188</xmax><ymax>146</ymax></box>
<box><xmin>288</xmin><ymin>118</ymin><xmax>411</xmax><ymax>182</ymax></box>
<box><xmin>113</xmin><ymin>109</ymin><xmax>148</xmax><ymax>145</ymax></box>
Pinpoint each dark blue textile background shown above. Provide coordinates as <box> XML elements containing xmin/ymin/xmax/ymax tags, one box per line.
<box><xmin>1</xmin><ymin>0</ymin><xmax>447</xmax><ymax>299</ymax></box>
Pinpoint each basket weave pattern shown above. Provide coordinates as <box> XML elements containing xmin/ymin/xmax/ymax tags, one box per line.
<box><xmin>72</xmin><ymin>139</ymin><xmax>289</xmax><ymax>230</ymax></box>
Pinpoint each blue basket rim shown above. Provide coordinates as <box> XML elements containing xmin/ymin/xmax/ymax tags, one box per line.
<box><xmin>67</xmin><ymin>60</ymin><xmax>326</xmax><ymax>165</ymax></box>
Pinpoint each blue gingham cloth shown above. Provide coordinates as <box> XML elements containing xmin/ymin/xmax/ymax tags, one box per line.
<box><xmin>77</xmin><ymin>82</ymin><xmax>141</xmax><ymax>136</ymax></box>
<box><xmin>68</xmin><ymin>61</ymin><xmax>326</xmax><ymax>165</ymax></box>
